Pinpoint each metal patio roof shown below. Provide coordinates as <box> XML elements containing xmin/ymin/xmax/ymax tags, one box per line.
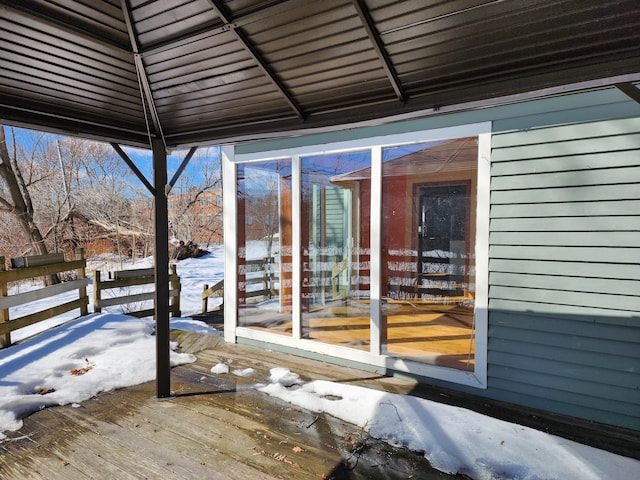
<box><xmin>2</xmin><ymin>0</ymin><xmax>640</xmax><ymax>150</ymax></box>
<box><xmin>2</xmin><ymin>0</ymin><xmax>640</xmax><ymax>400</ymax></box>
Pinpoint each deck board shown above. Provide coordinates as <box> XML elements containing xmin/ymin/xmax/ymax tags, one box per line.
<box><xmin>0</xmin><ymin>331</ymin><xmax>457</xmax><ymax>480</ymax></box>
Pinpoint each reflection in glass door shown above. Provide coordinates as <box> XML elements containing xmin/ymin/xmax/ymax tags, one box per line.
<box><xmin>301</xmin><ymin>151</ymin><xmax>371</xmax><ymax>350</ymax></box>
<box><xmin>381</xmin><ymin>138</ymin><xmax>478</xmax><ymax>370</ymax></box>
<box><xmin>418</xmin><ymin>184</ymin><xmax>469</xmax><ymax>302</ymax></box>
<box><xmin>307</xmin><ymin>184</ymin><xmax>351</xmax><ymax>305</ymax></box>
<box><xmin>237</xmin><ymin>160</ymin><xmax>293</xmax><ymax>335</ymax></box>
<box><xmin>230</xmin><ymin>127</ymin><xmax>489</xmax><ymax>384</ymax></box>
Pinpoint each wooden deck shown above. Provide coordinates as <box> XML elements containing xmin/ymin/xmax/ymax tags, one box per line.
<box><xmin>0</xmin><ymin>329</ymin><xmax>465</xmax><ymax>480</ymax></box>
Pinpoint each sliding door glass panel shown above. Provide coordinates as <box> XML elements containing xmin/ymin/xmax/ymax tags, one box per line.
<box><xmin>381</xmin><ymin>138</ymin><xmax>478</xmax><ymax>370</ymax></box>
<box><xmin>237</xmin><ymin>160</ymin><xmax>293</xmax><ymax>335</ymax></box>
<box><xmin>301</xmin><ymin>151</ymin><xmax>371</xmax><ymax>350</ymax></box>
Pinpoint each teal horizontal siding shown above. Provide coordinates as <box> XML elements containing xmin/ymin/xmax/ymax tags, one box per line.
<box><xmin>489</xmin><ymin>259</ymin><xmax>640</xmax><ymax>281</ymax></box>
<box><xmin>489</xmin><ymin>245</ymin><xmax>640</xmax><ymax>264</ymax></box>
<box><xmin>489</xmin><ymin>301</ymin><xmax>639</xmax><ymax>336</ymax></box>
<box><xmin>491</xmin><ymin>285</ymin><xmax>639</xmax><ymax>312</ymax></box>
<box><xmin>490</xmin><ymin>215</ymin><xmax>640</xmax><ymax>232</ymax></box>
<box><xmin>490</xmin><ymin>231</ymin><xmax>640</xmax><ymax>247</ymax></box>
<box><xmin>487</xmin><ymin>376</ymin><xmax>639</xmax><ymax>430</ymax></box>
<box><xmin>492</xmin><ymin>183</ymin><xmax>640</xmax><ymax>203</ymax></box>
<box><xmin>491</xmin><ymin>135</ymin><xmax>640</xmax><ymax>162</ymax></box>
<box><xmin>491</xmin><ymin>200</ymin><xmax>640</xmax><ymax>218</ymax></box>
<box><xmin>491</xmin><ymin>165</ymin><xmax>640</xmax><ymax>189</ymax></box>
<box><xmin>489</xmin><ymin>316</ymin><xmax>638</xmax><ymax>358</ymax></box>
<box><xmin>490</xmin><ymin>298</ymin><xmax>637</xmax><ymax>327</ymax></box>
<box><xmin>491</xmin><ymin>118</ymin><xmax>640</xmax><ymax>147</ymax></box>
<box><xmin>488</xmin><ymin>116</ymin><xmax>640</xmax><ymax>430</ymax></box>
<box><xmin>490</xmin><ymin>272</ymin><xmax>640</xmax><ymax>298</ymax></box>
<box><xmin>491</xmin><ymin>151</ymin><xmax>640</xmax><ymax>175</ymax></box>
<box><xmin>489</xmin><ymin>342</ymin><xmax>637</xmax><ymax>387</ymax></box>
<box><xmin>488</xmin><ymin>352</ymin><xmax>637</xmax><ymax>402</ymax></box>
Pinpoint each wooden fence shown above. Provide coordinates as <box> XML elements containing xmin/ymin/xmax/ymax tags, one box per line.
<box><xmin>0</xmin><ymin>249</ymin><xmax>89</xmax><ymax>348</ymax></box>
<box><xmin>201</xmin><ymin>257</ymin><xmax>278</xmax><ymax>313</ymax></box>
<box><xmin>93</xmin><ymin>265</ymin><xmax>181</xmax><ymax>318</ymax></box>
<box><xmin>201</xmin><ymin>279</ymin><xmax>224</xmax><ymax>314</ymax></box>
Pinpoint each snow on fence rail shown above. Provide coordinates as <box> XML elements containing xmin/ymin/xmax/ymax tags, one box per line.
<box><xmin>93</xmin><ymin>265</ymin><xmax>181</xmax><ymax>318</ymax></box>
<box><xmin>0</xmin><ymin>249</ymin><xmax>89</xmax><ymax>348</ymax></box>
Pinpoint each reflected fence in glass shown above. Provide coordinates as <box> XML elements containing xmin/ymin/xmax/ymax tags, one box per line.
<box><xmin>234</xmin><ymin>136</ymin><xmax>480</xmax><ymax>371</ymax></box>
<box><xmin>237</xmin><ymin>160</ymin><xmax>293</xmax><ymax>335</ymax></box>
<box><xmin>381</xmin><ymin>137</ymin><xmax>479</xmax><ymax>370</ymax></box>
<box><xmin>300</xmin><ymin>151</ymin><xmax>372</xmax><ymax>350</ymax></box>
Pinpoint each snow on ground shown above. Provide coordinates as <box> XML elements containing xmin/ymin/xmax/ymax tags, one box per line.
<box><xmin>0</xmin><ymin>313</ymin><xmax>200</xmax><ymax>437</ymax></box>
<box><xmin>173</xmin><ymin>244</ymin><xmax>224</xmax><ymax>314</ymax></box>
<box><xmin>259</xmin><ymin>373</ymin><xmax>639</xmax><ymax>480</ymax></box>
<box><xmin>1</xmin><ymin>251</ymin><xmax>639</xmax><ymax>479</ymax></box>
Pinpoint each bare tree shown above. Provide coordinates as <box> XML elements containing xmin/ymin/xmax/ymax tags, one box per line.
<box><xmin>168</xmin><ymin>147</ymin><xmax>222</xmax><ymax>247</ymax></box>
<box><xmin>0</xmin><ymin>212</ymin><xmax>25</xmax><ymax>260</ymax></box>
<box><xmin>1</xmin><ymin>128</ymin><xmax>221</xmax><ymax>270</ymax></box>
<box><xmin>242</xmin><ymin>166</ymin><xmax>285</xmax><ymax>261</ymax></box>
<box><xmin>58</xmin><ymin>137</ymin><xmax>147</xmax><ymax>265</ymax></box>
<box><xmin>0</xmin><ymin>128</ymin><xmax>50</xmax><ymax>253</ymax></box>
<box><xmin>245</xmin><ymin>181</ymin><xmax>279</xmax><ymax>258</ymax></box>
<box><xmin>1</xmin><ymin>126</ymin><xmax>145</xmax><ymax>263</ymax></box>
<box><xmin>0</xmin><ymin>126</ymin><xmax>60</xmax><ymax>283</ymax></box>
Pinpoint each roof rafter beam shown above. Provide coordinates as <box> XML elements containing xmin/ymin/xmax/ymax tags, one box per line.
<box><xmin>168</xmin><ymin>147</ymin><xmax>198</xmax><ymax>193</ymax></box>
<box><xmin>142</xmin><ymin>25</ymin><xmax>227</xmax><ymax>58</ymax></box>
<box><xmin>205</xmin><ymin>0</ymin><xmax>305</xmax><ymax>120</ymax></box>
<box><xmin>110</xmin><ymin>143</ymin><xmax>155</xmax><ymax>195</ymax></box>
<box><xmin>142</xmin><ymin>0</ymin><xmax>298</xmax><ymax>57</ymax></box>
<box><xmin>352</xmin><ymin>0</ymin><xmax>406</xmax><ymax>104</ymax></box>
<box><xmin>0</xmin><ymin>97</ymin><xmax>150</xmax><ymax>147</ymax></box>
<box><xmin>120</xmin><ymin>0</ymin><xmax>165</xmax><ymax>147</ymax></box>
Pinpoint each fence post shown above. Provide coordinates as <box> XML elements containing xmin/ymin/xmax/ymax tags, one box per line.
<box><xmin>170</xmin><ymin>264</ymin><xmax>181</xmax><ymax>317</ymax></box>
<box><xmin>202</xmin><ymin>284</ymin><xmax>209</xmax><ymax>314</ymax></box>
<box><xmin>0</xmin><ymin>256</ymin><xmax>9</xmax><ymax>347</ymax></box>
<box><xmin>93</xmin><ymin>270</ymin><xmax>102</xmax><ymax>313</ymax></box>
<box><xmin>264</xmin><ymin>257</ymin><xmax>271</xmax><ymax>300</ymax></box>
<box><xmin>76</xmin><ymin>248</ymin><xmax>88</xmax><ymax>316</ymax></box>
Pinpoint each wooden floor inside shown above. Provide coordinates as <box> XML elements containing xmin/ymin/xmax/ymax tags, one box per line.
<box><xmin>240</xmin><ymin>300</ymin><xmax>475</xmax><ymax>371</ymax></box>
<box><xmin>0</xmin><ymin>330</ymin><xmax>465</xmax><ymax>480</ymax></box>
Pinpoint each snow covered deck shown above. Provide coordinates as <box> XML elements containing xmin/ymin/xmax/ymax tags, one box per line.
<box><xmin>0</xmin><ymin>330</ymin><xmax>448</xmax><ymax>479</ymax></box>
<box><xmin>1</xmin><ymin>327</ymin><xmax>637</xmax><ymax>479</ymax></box>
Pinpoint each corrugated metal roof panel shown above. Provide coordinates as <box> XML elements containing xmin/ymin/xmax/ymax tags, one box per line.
<box><xmin>0</xmin><ymin>2</ymin><xmax>144</xmax><ymax>132</ymax></box>
<box><xmin>1</xmin><ymin>0</ymin><xmax>639</xmax><ymax>147</ymax></box>
<box><xmin>238</xmin><ymin>0</ymin><xmax>395</xmax><ymax>113</ymax></box>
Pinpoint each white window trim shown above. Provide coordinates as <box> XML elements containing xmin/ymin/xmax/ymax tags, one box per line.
<box><xmin>370</xmin><ymin>145</ymin><xmax>382</xmax><ymax>356</ymax></box>
<box><xmin>291</xmin><ymin>155</ymin><xmax>302</xmax><ymax>339</ymax></box>
<box><xmin>222</xmin><ymin>145</ymin><xmax>237</xmax><ymax>343</ymax></box>
<box><xmin>228</xmin><ymin>122</ymin><xmax>491</xmax><ymax>389</ymax></box>
<box><xmin>234</xmin><ymin>123</ymin><xmax>491</xmax><ymax>163</ymax></box>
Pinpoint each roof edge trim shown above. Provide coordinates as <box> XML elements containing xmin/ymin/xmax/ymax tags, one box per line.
<box><xmin>169</xmin><ymin>73</ymin><xmax>640</xmax><ymax>149</ymax></box>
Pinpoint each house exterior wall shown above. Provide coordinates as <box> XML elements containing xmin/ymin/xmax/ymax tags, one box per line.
<box><xmin>489</xmin><ymin>117</ymin><xmax>640</xmax><ymax>430</ymax></box>
<box><xmin>231</xmin><ymin>86</ymin><xmax>640</xmax><ymax>430</ymax></box>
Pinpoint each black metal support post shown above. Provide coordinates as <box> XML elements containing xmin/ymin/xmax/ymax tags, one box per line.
<box><xmin>152</xmin><ymin>137</ymin><xmax>171</xmax><ymax>398</ymax></box>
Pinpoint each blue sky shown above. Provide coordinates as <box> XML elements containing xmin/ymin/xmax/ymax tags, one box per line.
<box><xmin>5</xmin><ymin>126</ymin><xmax>221</xmax><ymax>196</ymax></box>
<box><xmin>120</xmin><ymin>144</ymin><xmax>221</xmax><ymax>192</ymax></box>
